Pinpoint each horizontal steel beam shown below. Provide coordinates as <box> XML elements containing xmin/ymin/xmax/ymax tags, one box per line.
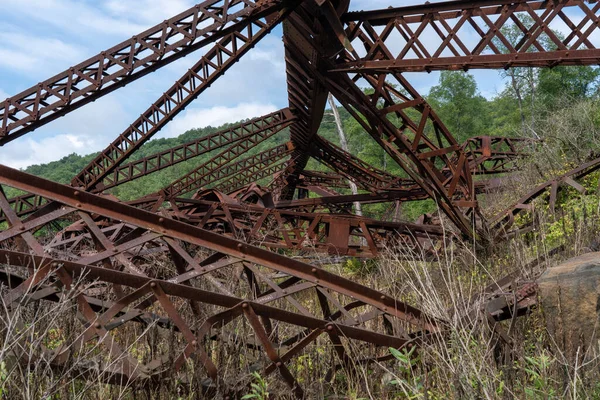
<box><xmin>337</xmin><ymin>0</ymin><xmax>600</xmax><ymax>73</ymax></box>
<box><xmin>0</xmin><ymin>164</ymin><xmax>431</xmax><ymax>326</ymax></box>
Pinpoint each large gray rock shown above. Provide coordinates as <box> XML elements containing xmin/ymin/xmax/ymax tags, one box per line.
<box><xmin>537</xmin><ymin>252</ymin><xmax>600</xmax><ymax>361</ymax></box>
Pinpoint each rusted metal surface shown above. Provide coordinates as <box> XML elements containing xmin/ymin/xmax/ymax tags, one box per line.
<box><xmin>171</xmin><ymin>193</ymin><xmax>445</xmax><ymax>257</ymax></box>
<box><xmin>95</xmin><ymin>109</ymin><xmax>295</xmax><ymax>192</ymax></box>
<box><xmin>459</xmin><ymin>136</ymin><xmax>536</xmax><ymax>175</ymax></box>
<box><xmin>338</xmin><ymin>0</ymin><xmax>600</xmax><ymax>73</ymax></box>
<box><xmin>71</xmin><ymin>10</ymin><xmax>295</xmax><ymax>192</ymax></box>
<box><xmin>0</xmin><ymin>165</ymin><xmax>437</xmax><ymax>394</ymax></box>
<box><xmin>161</xmin><ymin>142</ymin><xmax>295</xmax><ymax>199</ymax></box>
<box><xmin>491</xmin><ymin>155</ymin><xmax>600</xmax><ymax>237</ymax></box>
<box><xmin>0</xmin><ymin>0</ymin><xmax>598</xmax><ymax>395</ymax></box>
<box><xmin>0</xmin><ymin>0</ymin><xmax>296</xmax><ymax>145</ymax></box>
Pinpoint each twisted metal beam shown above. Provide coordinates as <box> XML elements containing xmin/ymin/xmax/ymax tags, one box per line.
<box><xmin>0</xmin><ymin>164</ymin><xmax>437</xmax><ymax>396</ymax></box>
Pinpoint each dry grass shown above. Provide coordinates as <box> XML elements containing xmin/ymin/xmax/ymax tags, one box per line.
<box><xmin>3</xmin><ymin>100</ymin><xmax>600</xmax><ymax>399</ymax></box>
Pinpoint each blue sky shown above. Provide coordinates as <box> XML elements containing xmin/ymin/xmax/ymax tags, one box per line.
<box><xmin>0</xmin><ymin>0</ymin><xmax>509</xmax><ymax>169</ymax></box>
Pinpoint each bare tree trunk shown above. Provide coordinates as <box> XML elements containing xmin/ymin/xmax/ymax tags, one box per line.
<box><xmin>328</xmin><ymin>93</ymin><xmax>363</xmax><ymax>216</ymax></box>
<box><xmin>528</xmin><ymin>69</ymin><xmax>538</xmax><ymax>138</ymax></box>
<box><xmin>509</xmin><ymin>71</ymin><xmax>527</xmax><ymax>136</ymax></box>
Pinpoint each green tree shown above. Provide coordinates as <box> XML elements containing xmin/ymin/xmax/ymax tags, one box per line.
<box><xmin>493</xmin><ymin>15</ymin><xmax>545</xmax><ymax>136</ymax></box>
<box><xmin>537</xmin><ymin>66</ymin><xmax>600</xmax><ymax>106</ymax></box>
<box><xmin>427</xmin><ymin>71</ymin><xmax>488</xmax><ymax>142</ymax></box>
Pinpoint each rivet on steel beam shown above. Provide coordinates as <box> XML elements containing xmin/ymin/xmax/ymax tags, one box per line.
<box><xmin>112</xmin><ymin>248</ymin><xmax>118</xmax><ymax>253</ymax></box>
<box><xmin>276</xmin><ymin>361</ymin><xmax>282</xmax><ymax>367</ymax></box>
<box><xmin>95</xmin><ymin>323</ymin><xmax>101</xmax><ymax>329</ymax></box>
<box><xmin>237</xmin><ymin>243</ymin><xmax>243</xmax><ymax>249</ymax></box>
<box><xmin>75</xmin><ymin>203</ymin><xmax>81</xmax><ymax>208</ymax></box>
<box><xmin>380</xmin><ymin>295</ymin><xmax>386</xmax><ymax>301</ymax></box>
<box><xmin>242</xmin><ymin>303</ymin><xmax>248</xmax><ymax>309</ymax></box>
<box><xmin>311</xmin><ymin>268</ymin><xmax>317</xmax><ymax>273</ymax></box>
<box><xmin>326</xmin><ymin>324</ymin><xmax>334</xmax><ymax>331</ymax></box>
<box><xmin>282</xmin><ymin>290</ymin><xmax>288</xmax><ymax>295</ymax></box>
<box><xmin>19</xmin><ymin>226</ymin><xmax>25</xmax><ymax>231</ymax></box>
<box><xmin>192</xmin><ymin>340</ymin><xmax>197</xmax><ymax>347</ymax></box>
<box><xmin>150</xmin><ymin>282</ymin><xmax>157</xmax><ymax>288</ymax></box>
<box><xmin>51</xmin><ymin>262</ymin><xmax>58</xmax><ymax>268</ymax></box>
<box><xmin>73</xmin><ymin>191</ymin><xmax>79</xmax><ymax>196</ymax></box>
<box><xmin>159</xmin><ymin>217</ymin><xmax>165</xmax><ymax>223</ymax></box>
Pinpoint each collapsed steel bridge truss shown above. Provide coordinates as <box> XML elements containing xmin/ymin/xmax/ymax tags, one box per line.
<box><xmin>0</xmin><ymin>0</ymin><xmax>598</xmax><ymax>396</ymax></box>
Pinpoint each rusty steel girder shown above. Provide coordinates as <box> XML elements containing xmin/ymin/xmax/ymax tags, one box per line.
<box><xmin>1</xmin><ymin>0</ymin><xmax>598</xmax><ymax>394</ymax></box>
<box><xmin>309</xmin><ymin>136</ymin><xmax>409</xmax><ymax>192</ymax></box>
<box><xmin>161</xmin><ymin>142</ymin><xmax>295</xmax><ymax>199</ymax></box>
<box><xmin>0</xmin><ymin>164</ymin><xmax>436</xmax><ymax>395</ymax></box>
<box><xmin>71</xmin><ymin>8</ymin><xmax>296</xmax><ymax>192</ymax></box>
<box><xmin>460</xmin><ymin>136</ymin><xmax>536</xmax><ymax>175</ymax></box>
<box><xmin>0</xmin><ymin>0</ymin><xmax>297</xmax><ymax>146</ymax></box>
<box><xmin>337</xmin><ymin>0</ymin><xmax>600</xmax><ymax>73</ymax></box>
<box><xmin>277</xmin><ymin>3</ymin><xmax>478</xmax><ymax>237</ymax></box>
<box><xmin>216</xmin><ymin>161</ymin><xmax>289</xmax><ymax>194</ymax></box>
<box><xmin>168</xmin><ymin>192</ymin><xmax>445</xmax><ymax>257</ymax></box>
<box><xmin>491</xmin><ymin>155</ymin><xmax>600</xmax><ymax>237</ymax></box>
<box><xmin>0</xmin><ymin>133</ymin><xmax>531</xmax><ymax>224</ymax></box>
<box><xmin>118</xmin><ymin>144</ymin><xmax>294</xmax><ymax>212</ymax></box>
<box><xmin>95</xmin><ymin>108</ymin><xmax>295</xmax><ymax>192</ymax></box>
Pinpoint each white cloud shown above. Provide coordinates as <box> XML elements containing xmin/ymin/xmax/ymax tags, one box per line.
<box><xmin>0</xmin><ymin>88</ymin><xmax>10</xmax><ymax>101</ymax></box>
<box><xmin>248</xmin><ymin>47</ymin><xmax>286</xmax><ymax>72</ymax></box>
<box><xmin>104</xmin><ymin>0</ymin><xmax>195</xmax><ymax>26</ymax></box>
<box><xmin>161</xmin><ymin>102</ymin><xmax>279</xmax><ymax>138</ymax></box>
<box><xmin>0</xmin><ymin>32</ymin><xmax>85</xmax><ymax>74</ymax></box>
<box><xmin>1</xmin><ymin>134</ymin><xmax>89</xmax><ymax>169</ymax></box>
<box><xmin>349</xmin><ymin>0</ymin><xmax>445</xmax><ymax>11</ymax></box>
<box><xmin>0</xmin><ymin>0</ymin><xmax>146</xmax><ymax>38</ymax></box>
<box><xmin>0</xmin><ymin>95</ymin><xmax>130</xmax><ymax>169</ymax></box>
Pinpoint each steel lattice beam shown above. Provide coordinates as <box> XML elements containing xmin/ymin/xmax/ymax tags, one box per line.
<box><xmin>216</xmin><ymin>160</ymin><xmax>289</xmax><ymax>194</ymax></box>
<box><xmin>172</xmin><ymin>195</ymin><xmax>444</xmax><ymax>257</ymax></box>
<box><xmin>287</xmin><ymin>49</ymin><xmax>477</xmax><ymax>236</ymax></box>
<box><xmin>492</xmin><ymin>155</ymin><xmax>600</xmax><ymax>237</ymax></box>
<box><xmin>0</xmin><ymin>164</ymin><xmax>431</xmax><ymax>323</ymax></box>
<box><xmin>0</xmin><ymin>164</ymin><xmax>438</xmax><ymax>394</ymax></box>
<box><xmin>0</xmin><ymin>0</ymin><xmax>594</xmax><ymax>393</ymax></box>
<box><xmin>96</xmin><ymin>108</ymin><xmax>294</xmax><ymax>192</ymax></box>
<box><xmin>71</xmin><ymin>9</ymin><xmax>294</xmax><ymax>191</ymax></box>
<box><xmin>0</xmin><ymin>0</ymin><xmax>297</xmax><ymax>145</ymax></box>
<box><xmin>160</xmin><ymin>142</ymin><xmax>295</xmax><ymax>199</ymax></box>
<box><xmin>336</xmin><ymin>0</ymin><xmax>600</xmax><ymax>73</ymax></box>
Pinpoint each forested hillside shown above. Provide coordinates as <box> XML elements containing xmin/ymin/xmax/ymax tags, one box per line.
<box><xmin>19</xmin><ymin>64</ymin><xmax>600</xmax><ymax>219</ymax></box>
